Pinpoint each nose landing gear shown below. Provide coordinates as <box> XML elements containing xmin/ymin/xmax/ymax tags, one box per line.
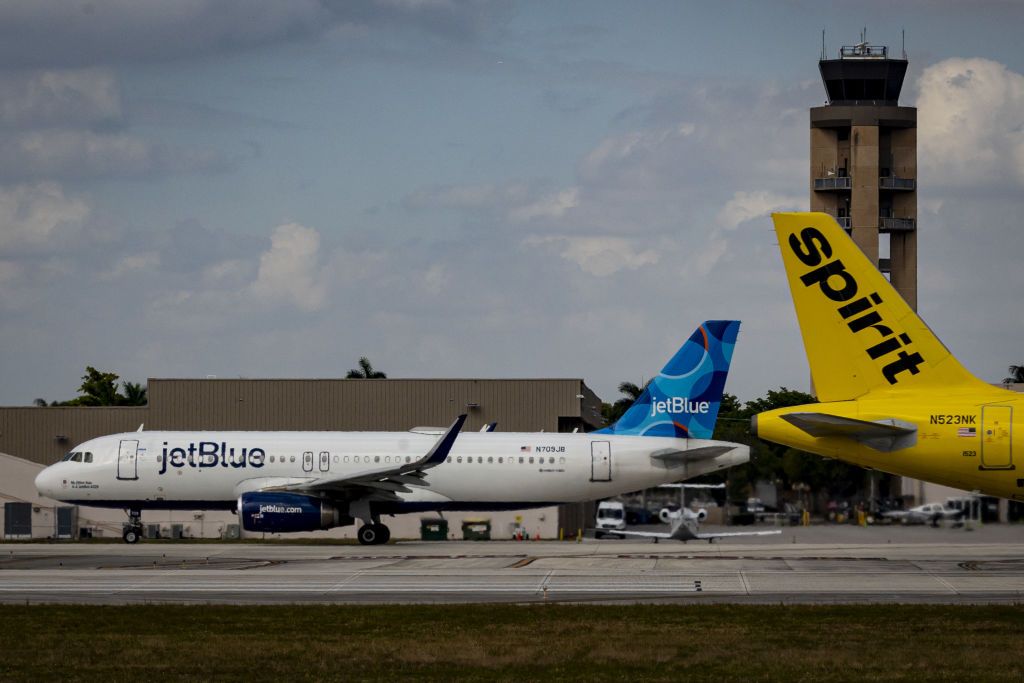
<box><xmin>123</xmin><ymin>508</ymin><xmax>143</xmax><ymax>544</ymax></box>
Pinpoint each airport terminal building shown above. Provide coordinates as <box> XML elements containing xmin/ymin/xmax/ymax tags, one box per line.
<box><xmin>1</xmin><ymin>378</ymin><xmax>604</xmax><ymax>540</ymax></box>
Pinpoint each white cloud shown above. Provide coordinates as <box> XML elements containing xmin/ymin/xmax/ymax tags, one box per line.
<box><xmin>251</xmin><ymin>222</ymin><xmax>327</xmax><ymax>312</ymax></box>
<box><xmin>917</xmin><ymin>58</ymin><xmax>1024</xmax><ymax>188</ymax></box>
<box><xmin>508</xmin><ymin>187</ymin><xmax>579</xmax><ymax>222</ymax></box>
<box><xmin>0</xmin><ymin>129</ymin><xmax>229</xmax><ymax>181</ymax></box>
<box><xmin>0</xmin><ymin>69</ymin><xmax>121</xmax><ymax>128</ymax></box>
<box><xmin>102</xmin><ymin>252</ymin><xmax>161</xmax><ymax>281</ymax></box>
<box><xmin>0</xmin><ymin>182</ymin><xmax>89</xmax><ymax>250</ymax></box>
<box><xmin>716</xmin><ymin>190</ymin><xmax>805</xmax><ymax>231</ymax></box>
<box><xmin>524</xmin><ymin>235</ymin><xmax>659</xmax><ymax>276</ymax></box>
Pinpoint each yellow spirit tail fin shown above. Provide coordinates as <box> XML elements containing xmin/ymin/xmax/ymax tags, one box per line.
<box><xmin>772</xmin><ymin>212</ymin><xmax>988</xmax><ymax>401</ymax></box>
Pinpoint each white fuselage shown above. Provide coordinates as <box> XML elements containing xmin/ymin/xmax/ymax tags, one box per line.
<box><xmin>35</xmin><ymin>430</ymin><xmax>747</xmax><ymax>513</ymax></box>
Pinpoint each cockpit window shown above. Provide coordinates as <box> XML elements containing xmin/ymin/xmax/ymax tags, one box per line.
<box><xmin>83</xmin><ymin>452</ymin><xmax>93</xmax><ymax>463</ymax></box>
<box><xmin>70</xmin><ymin>452</ymin><xmax>82</xmax><ymax>462</ymax></box>
<box><xmin>62</xmin><ymin>452</ymin><xmax>74</xmax><ymax>461</ymax></box>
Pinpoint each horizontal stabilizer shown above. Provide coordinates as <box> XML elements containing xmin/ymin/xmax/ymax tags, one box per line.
<box><xmin>781</xmin><ymin>412</ymin><xmax>917</xmax><ymax>452</ymax></box>
<box><xmin>651</xmin><ymin>445</ymin><xmax>735</xmax><ymax>464</ymax></box>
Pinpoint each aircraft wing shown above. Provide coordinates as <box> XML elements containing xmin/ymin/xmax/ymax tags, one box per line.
<box><xmin>273</xmin><ymin>414</ymin><xmax>467</xmax><ymax>500</ymax></box>
<box><xmin>694</xmin><ymin>530</ymin><xmax>782</xmax><ymax>540</ymax></box>
<box><xmin>600</xmin><ymin>519</ymin><xmax>781</xmax><ymax>543</ymax></box>
<box><xmin>780</xmin><ymin>412</ymin><xmax>917</xmax><ymax>452</ymax></box>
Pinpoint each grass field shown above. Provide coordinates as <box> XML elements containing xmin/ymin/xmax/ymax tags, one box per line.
<box><xmin>1</xmin><ymin>604</ymin><xmax>1021</xmax><ymax>681</ymax></box>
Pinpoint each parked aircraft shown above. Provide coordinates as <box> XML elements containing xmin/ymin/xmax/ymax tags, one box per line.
<box><xmin>36</xmin><ymin>321</ymin><xmax>747</xmax><ymax>544</ymax></box>
<box><xmin>753</xmin><ymin>213</ymin><xmax>1021</xmax><ymax>500</ymax></box>
<box><xmin>599</xmin><ymin>507</ymin><xmax>782</xmax><ymax>543</ymax></box>
<box><xmin>881</xmin><ymin>503</ymin><xmax>964</xmax><ymax>526</ymax></box>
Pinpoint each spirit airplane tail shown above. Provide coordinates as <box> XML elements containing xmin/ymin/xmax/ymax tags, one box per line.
<box><xmin>772</xmin><ymin>212</ymin><xmax>991</xmax><ymax>402</ymax></box>
<box><xmin>597</xmin><ymin>320</ymin><xmax>740</xmax><ymax>439</ymax></box>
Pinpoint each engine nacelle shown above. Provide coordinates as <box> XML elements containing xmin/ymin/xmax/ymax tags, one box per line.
<box><xmin>239</xmin><ymin>492</ymin><xmax>348</xmax><ymax>533</ymax></box>
<box><xmin>694</xmin><ymin>507</ymin><xmax>708</xmax><ymax>522</ymax></box>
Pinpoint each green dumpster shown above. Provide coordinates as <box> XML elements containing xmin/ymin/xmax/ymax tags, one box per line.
<box><xmin>420</xmin><ymin>517</ymin><xmax>448</xmax><ymax>541</ymax></box>
<box><xmin>461</xmin><ymin>518</ymin><xmax>491</xmax><ymax>541</ymax></box>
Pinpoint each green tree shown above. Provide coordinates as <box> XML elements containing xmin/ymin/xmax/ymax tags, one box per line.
<box><xmin>68</xmin><ymin>367</ymin><xmax>123</xmax><ymax>406</ymax></box>
<box><xmin>120</xmin><ymin>381</ymin><xmax>148</xmax><ymax>406</ymax></box>
<box><xmin>601</xmin><ymin>380</ymin><xmax>650</xmax><ymax>425</ymax></box>
<box><xmin>1003</xmin><ymin>364</ymin><xmax>1024</xmax><ymax>384</ymax></box>
<box><xmin>43</xmin><ymin>367</ymin><xmax>148</xmax><ymax>406</ymax></box>
<box><xmin>346</xmin><ymin>357</ymin><xmax>387</xmax><ymax>379</ymax></box>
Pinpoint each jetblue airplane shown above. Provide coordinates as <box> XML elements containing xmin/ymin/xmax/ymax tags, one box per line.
<box><xmin>35</xmin><ymin>321</ymin><xmax>746</xmax><ymax>544</ymax></box>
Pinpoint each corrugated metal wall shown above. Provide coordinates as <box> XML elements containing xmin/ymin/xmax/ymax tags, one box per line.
<box><xmin>147</xmin><ymin>378</ymin><xmax>599</xmax><ymax>432</ymax></box>
<box><xmin>0</xmin><ymin>407</ymin><xmax>148</xmax><ymax>466</ymax></box>
<box><xmin>0</xmin><ymin>379</ymin><xmax>604</xmax><ymax>466</ymax></box>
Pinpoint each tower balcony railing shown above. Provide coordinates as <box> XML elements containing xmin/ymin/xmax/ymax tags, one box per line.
<box><xmin>823</xmin><ymin>212</ymin><xmax>851</xmax><ymax>229</ymax></box>
<box><xmin>880</xmin><ymin>176</ymin><xmax>916</xmax><ymax>191</ymax></box>
<box><xmin>813</xmin><ymin>176</ymin><xmax>852</xmax><ymax>191</ymax></box>
<box><xmin>880</xmin><ymin>217</ymin><xmax>916</xmax><ymax>232</ymax></box>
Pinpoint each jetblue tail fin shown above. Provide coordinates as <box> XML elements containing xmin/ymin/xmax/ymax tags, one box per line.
<box><xmin>596</xmin><ymin>320</ymin><xmax>740</xmax><ymax>439</ymax></box>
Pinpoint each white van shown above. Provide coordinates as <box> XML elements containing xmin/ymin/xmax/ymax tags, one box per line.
<box><xmin>594</xmin><ymin>501</ymin><xmax>626</xmax><ymax>538</ymax></box>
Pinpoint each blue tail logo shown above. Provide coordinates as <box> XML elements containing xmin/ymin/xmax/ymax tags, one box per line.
<box><xmin>596</xmin><ymin>320</ymin><xmax>740</xmax><ymax>439</ymax></box>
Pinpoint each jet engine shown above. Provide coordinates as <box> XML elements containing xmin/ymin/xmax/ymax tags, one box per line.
<box><xmin>239</xmin><ymin>491</ymin><xmax>350</xmax><ymax>533</ymax></box>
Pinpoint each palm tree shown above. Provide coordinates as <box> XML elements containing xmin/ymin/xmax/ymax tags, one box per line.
<box><xmin>1003</xmin><ymin>364</ymin><xmax>1024</xmax><ymax>385</ymax></box>
<box><xmin>346</xmin><ymin>357</ymin><xmax>387</xmax><ymax>379</ymax></box>
<box><xmin>120</xmin><ymin>381</ymin><xmax>148</xmax><ymax>406</ymax></box>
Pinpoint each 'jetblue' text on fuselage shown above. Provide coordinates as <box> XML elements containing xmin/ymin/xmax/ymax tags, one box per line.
<box><xmin>158</xmin><ymin>442</ymin><xmax>266</xmax><ymax>475</ymax></box>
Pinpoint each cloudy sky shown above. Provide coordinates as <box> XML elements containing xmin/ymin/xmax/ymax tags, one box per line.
<box><xmin>2</xmin><ymin>1</ymin><xmax>1023</xmax><ymax>407</ymax></box>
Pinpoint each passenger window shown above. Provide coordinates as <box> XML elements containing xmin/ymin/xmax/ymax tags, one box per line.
<box><xmin>559</xmin><ymin>457</ymin><xmax>565</xmax><ymax>464</ymax></box>
<box><xmin>519</xmin><ymin>457</ymin><xmax>524</xmax><ymax>464</ymax></box>
<box><xmin>290</xmin><ymin>455</ymin><xmax>296</xmax><ymax>463</ymax></box>
<box><xmin>344</xmin><ymin>456</ymin><xmax>349</xmax><ymax>463</ymax></box>
<box><xmin>457</xmin><ymin>456</ymin><xmax>462</xmax><ymax>463</ymax></box>
<box><xmin>374</xmin><ymin>456</ymin><xmax>380</xmax><ymax>463</ymax></box>
<box><xmin>549</xmin><ymin>457</ymin><xmax>554</xmax><ymax>464</ymax></box>
<box><xmin>385</xmin><ymin>456</ymin><xmax>391</xmax><ymax>463</ymax></box>
<box><xmin>405</xmin><ymin>456</ymin><xmax>411</xmax><ymax>463</ymax></box>
<box><xmin>334</xmin><ymin>456</ymin><xmax>339</xmax><ymax>463</ymax></box>
<box><xmin>488</xmin><ymin>457</ymin><xmax>493</xmax><ymax>464</ymax></box>
<box><xmin>498</xmin><ymin>457</ymin><xmax>503</xmax><ymax>464</ymax></box>
<box><xmin>529</xmin><ymin>457</ymin><xmax>534</xmax><ymax>464</ymax></box>
<box><xmin>269</xmin><ymin>456</ymin><xmax>275</xmax><ymax>463</ymax></box>
<box><xmin>446</xmin><ymin>457</ymin><xmax>451</xmax><ymax>463</ymax></box>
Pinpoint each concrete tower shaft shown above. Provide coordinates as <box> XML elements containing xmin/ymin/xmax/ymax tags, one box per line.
<box><xmin>809</xmin><ymin>39</ymin><xmax>918</xmax><ymax>310</ymax></box>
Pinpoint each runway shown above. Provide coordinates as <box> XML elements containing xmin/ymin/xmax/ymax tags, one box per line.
<box><xmin>3</xmin><ymin>525</ymin><xmax>1024</xmax><ymax>604</ymax></box>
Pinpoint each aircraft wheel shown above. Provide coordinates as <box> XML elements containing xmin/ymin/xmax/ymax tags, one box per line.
<box><xmin>354</xmin><ymin>528</ymin><xmax>382</xmax><ymax>548</ymax></box>
<box><xmin>123</xmin><ymin>527</ymin><xmax>141</xmax><ymax>544</ymax></box>
<box><xmin>376</xmin><ymin>524</ymin><xmax>391</xmax><ymax>544</ymax></box>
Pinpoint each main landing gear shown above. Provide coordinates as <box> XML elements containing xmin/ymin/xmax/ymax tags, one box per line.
<box><xmin>123</xmin><ymin>509</ymin><xmax>143</xmax><ymax>544</ymax></box>
<box><xmin>357</xmin><ymin>523</ymin><xmax>391</xmax><ymax>545</ymax></box>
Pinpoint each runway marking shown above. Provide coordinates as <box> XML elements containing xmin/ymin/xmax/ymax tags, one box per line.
<box><xmin>931</xmin><ymin>575</ymin><xmax>959</xmax><ymax>594</ymax></box>
<box><xmin>738</xmin><ymin>571</ymin><xmax>751</xmax><ymax>595</ymax></box>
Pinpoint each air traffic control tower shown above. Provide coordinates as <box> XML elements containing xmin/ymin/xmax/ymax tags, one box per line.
<box><xmin>810</xmin><ymin>39</ymin><xmax>918</xmax><ymax>309</ymax></box>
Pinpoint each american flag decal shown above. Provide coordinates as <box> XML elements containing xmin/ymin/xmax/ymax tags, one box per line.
<box><xmin>520</xmin><ymin>446</ymin><xmax>531</xmax><ymax>452</ymax></box>
<box><xmin>958</xmin><ymin>427</ymin><xmax>976</xmax><ymax>437</ymax></box>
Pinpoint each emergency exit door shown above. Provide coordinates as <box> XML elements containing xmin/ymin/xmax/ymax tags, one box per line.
<box><xmin>981</xmin><ymin>406</ymin><xmax>1013</xmax><ymax>470</ymax></box>
<box><xmin>117</xmin><ymin>439</ymin><xmax>139</xmax><ymax>480</ymax></box>
<box><xmin>302</xmin><ymin>451</ymin><xmax>314</xmax><ymax>472</ymax></box>
<box><xmin>591</xmin><ymin>441</ymin><xmax>611</xmax><ymax>482</ymax></box>
<box><xmin>319</xmin><ymin>451</ymin><xmax>330</xmax><ymax>472</ymax></box>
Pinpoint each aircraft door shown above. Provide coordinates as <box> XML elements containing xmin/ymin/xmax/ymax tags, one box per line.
<box><xmin>319</xmin><ymin>451</ymin><xmax>330</xmax><ymax>472</ymax></box>
<box><xmin>117</xmin><ymin>439</ymin><xmax>139</xmax><ymax>480</ymax></box>
<box><xmin>981</xmin><ymin>406</ymin><xmax>1013</xmax><ymax>469</ymax></box>
<box><xmin>590</xmin><ymin>441</ymin><xmax>611</xmax><ymax>482</ymax></box>
<box><xmin>302</xmin><ymin>451</ymin><xmax>313</xmax><ymax>473</ymax></box>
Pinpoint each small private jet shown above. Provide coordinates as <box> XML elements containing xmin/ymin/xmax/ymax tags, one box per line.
<box><xmin>597</xmin><ymin>507</ymin><xmax>782</xmax><ymax>543</ymax></box>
